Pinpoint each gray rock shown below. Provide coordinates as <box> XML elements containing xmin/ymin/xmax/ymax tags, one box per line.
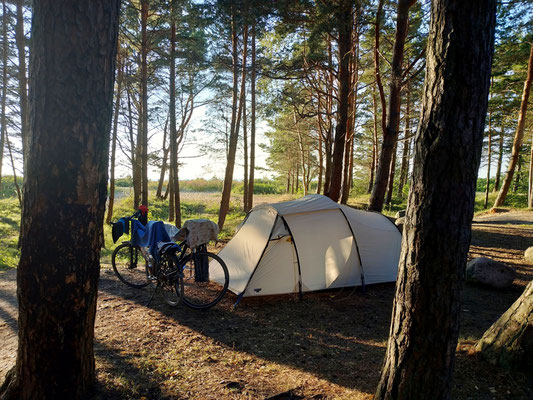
<box><xmin>395</xmin><ymin>216</ymin><xmax>405</xmax><ymax>233</ymax></box>
<box><xmin>466</xmin><ymin>257</ymin><xmax>516</xmax><ymax>289</ymax></box>
<box><xmin>524</xmin><ymin>247</ymin><xmax>533</xmax><ymax>263</ymax></box>
<box><xmin>395</xmin><ymin>210</ymin><xmax>406</xmax><ymax>218</ymax></box>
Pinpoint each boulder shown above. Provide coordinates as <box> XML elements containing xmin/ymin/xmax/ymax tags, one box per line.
<box><xmin>466</xmin><ymin>257</ymin><xmax>516</xmax><ymax>289</ymax></box>
<box><xmin>395</xmin><ymin>216</ymin><xmax>405</xmax><ymax>233</ymax></box>
<box><xmin>524</xmin><ymin>247</ymin><xmax>533</xmax><ymax>263</ymax></box>
<box><xmin>395</xmin><ymin>210</ymin><xmax>406</xmax><ymax>218</ymax></box>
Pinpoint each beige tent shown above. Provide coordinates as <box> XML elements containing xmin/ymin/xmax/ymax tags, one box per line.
<box><xmin>216</xmin><ymin>195</ymin><xmax>402</xmax><ymax>299</ymax></box>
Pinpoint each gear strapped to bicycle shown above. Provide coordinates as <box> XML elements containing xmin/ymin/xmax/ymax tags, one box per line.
<box><xmin>110</xmin><ymin>206</ymin><xmax>229</xmax><ymax>309</ymax></box>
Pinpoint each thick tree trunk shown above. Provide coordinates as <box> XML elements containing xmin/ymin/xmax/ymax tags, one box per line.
<box><xmin>140</xmin><ymin>0</ymin><xmax>149</xmax><ymax>206</ymax></box>
<box><xmin>106</xmin><ymin>53</ymin><xmax>124</xmax><ymax>225</ymax></box>
<box><xmin>476</xmin><ymin>280</ymin><xmax>533</xmax><ymax>369</ymax></box>
<box><xmin>15</xmin><ymin>0</ymin><xmax>29</xmax><ymax>166</ymax></box>
<box><xmin>0</xmin><ymin>1</ymin><xmax>119</xmax><ymax>398</ymax></box>
<box><xmin>494</xmin><ymin>44</ymin><xmax>533</xmax><ymax>207</ymax></box>
<box><xmin>326</xmin><ymin>0</ymin><xmax>352</xmax><ymax>202</ymax></box>
<box><xmin>369</xmin><ymin>0</ymin><xmax>412</xmax><ymax>212</ymax></box>
<box><xmin>375</xmin><ymin>1</ymin><xmax>496</xmax><ymax>399</ymax></box>
<box><xmin>493</xmin><ymin>120</ymin><xmax>504</xmax><ymax>192</ymax></box>
<box><xmin>218</xmin><ymin>12</ymin><xmax>242</xmax><ymax>230</ymax></box>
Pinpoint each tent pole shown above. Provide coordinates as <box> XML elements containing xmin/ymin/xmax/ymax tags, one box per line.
<box><xmin>281</xmin><ymin>216</ymin><xmax>303</xmax><ymax>300</ymax></box>
<box><xmin>338</xmin><ymin>208</ymin><xmax>366</xmax><ymax>293</ymax></box>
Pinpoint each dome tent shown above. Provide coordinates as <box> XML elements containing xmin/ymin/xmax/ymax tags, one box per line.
<box><xmin>214</xmin><ymin>194</ymin><xmax>402</xmax><ymax>300</ymax></box>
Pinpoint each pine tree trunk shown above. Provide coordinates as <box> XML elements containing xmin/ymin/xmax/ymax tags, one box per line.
<box><xmin>0</xmin><ymin>1</ymin><xmax>119</xmax><ymax>398</ymax></box>
<box><xmin>218</xmin><ymin>19</ymin><xmax>247</xmax><ymax>230</ymax></box>
<box><xmin>494</xmin><ymin>44</ymin><xmax>533</xmax><ymax>207</ymax></box>
<box><xmin>15</xmin><ymin>0</ymin><xmax>28</xmax><ymax>166</ymax></box>
<box><xmin>369</xmin><ymin>0</ymin><xmax>412</xmax><ymax>212</ymax></box>
<box><xmin>106</xmin><ymin>53</ymin><xmax>124</xmax><ymax>225</ymax></box>
<box><xmin>493</xmin><ymin>120</ymin><xmax>504</xmax><ymax>192</ymax></box>
<box><xmin>375</xmin><ymin>0</ymin><xmax>496</xmax><ymax>398</ymax></box>
<box><xmin>476</xmin><ymin>280</ymin><xmax>533</xmax><ymax>369</ymax></box>
<box><xmin>513</xmin><ymin>156</ymin><xmax>523</xmax><ymax>193</ymax></box>
<box><xmin>243</xmin><ymin>98</ymin><xmax>249</xmax><ymax>208</ymax></box>
<box><xmin>155</xmin><ymin>117</ymin><xmax>169</xmax><ymax>199</ymax></box>
<box><xmin>385</xmin><ymin>140</ymin><xmax>397</xmax><ymax>206</ymax></box>
<box><xmin>484</xmin><ymin>107</ymin><xmax>493</xmax><ymax>209</ymax></box>
<box><xmin>169</xmin><ymin>6</ymin><xmax>178</xmax><ymax>224</ymax></box>
<box><xmin>326</xmin><ymin>0</ymin><xmax>352</xmax><ymax>202</ymax></box>
<box><xmin>397</xmin><ymin>91</ymin><xmax>411</xmax><ymax>198</ymax></box>
<box><xmin>0</xmin><ymin>0</ymin><xmax>7</xmax><ymax>190</ymax></box>
<box><xmin>529</xmin><ymin>144</ymin><xmax>533</xmax><ymax>208</ymax></box>
<box><xmin>246</xmin><ymin>23</ymin><xmax>256</xmax><ymax>212</ymax></box>
<box><xmin>140</xmin><ymin>0</ymin><xmax>149</xmax><ymax>206</ymax></box>
<box><xmin>368</xmin><ymin>85</ymin><xmax>379</xmax><ymax>194</ymax></box>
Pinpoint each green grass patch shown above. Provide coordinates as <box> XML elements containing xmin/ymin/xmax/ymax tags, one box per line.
<box><xmin>0</xmin><ymin>197</ymin><xmax>21</xmax><ymax>270</ymax></box>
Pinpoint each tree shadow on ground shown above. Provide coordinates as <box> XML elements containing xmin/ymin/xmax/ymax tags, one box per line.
<box><xmin>97</xmin><ymin>270</ymin><xmax>391</xmax><ymax>395</ymax></box>
<box><xmin>91</xmin><ymin>340</ymin><xmax>184</xmax><ymax>400</ymax></box>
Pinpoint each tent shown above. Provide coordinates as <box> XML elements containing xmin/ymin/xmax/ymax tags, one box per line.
<box><xmin>216</xmin><ymin>194</ymin><xmax>402</xmax><ymax>299</ymax></box>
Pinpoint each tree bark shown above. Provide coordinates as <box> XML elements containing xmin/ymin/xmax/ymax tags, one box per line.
<box><xmin>494</xmin><ymin>44</ymin><xmax>533</xmax><ymax>207</ymax></box>
<box><xmin>218</xmin><ymin>18</ymin><xmax>247</xmax><ymax>230</ymax></box>
<box><xmin>385</xmin><ymin>140</ymin><xmax>398</xmax><ymax>206</ymax></box>
<box><xmin>397</xmin><ymin>89</ymin><xmax>411</xmax><ymax>198</ymax></box>
<box><xmin>484</xmin><ymin>105</ymin><xmax>493</xmax><ymax>209</ymax></box>
<box><xmin>529</xmin><ymin>143</ymin><xmax>533</xmax><ymax>208</ymax></box>
<box><xmin>106</xmin><ymin>51</ymin><xmax>124</xmax><ymax>225</ymax></box>
<box><xmin>369</xmin><ymin>0</ymin><xmax>413</xmax><ymax>212</ymax></box>
<box><xmin>0</xmin><ymin>0</ymin><xmax>8</xmax><ymax>190</ymax></box>
<box><xmin>374</xmin><ymin>1</ymin><xmax>496</xmax><ymax>398</ymax></box>
<box><xmin>155</xmin><ymin>116</ymin><xmax>169</xmax><ymax>199</ymax></box>
<box><xmin>140</xmin><ymin>0</ymin><xmax>149</xmax><ymax>206</ymax></box>
<box><xmin>15</xmin><ymin>0</ymin><xmax>29</xmax><ymax>166</ymax></box>
<box><xmin>169</xmin><ymin>4</ymin><xmax>178</xmax><ymax>224</ymax></box>
<box><xmin>368</xmin><ymin>84</ymin><xmax>379</xmax><ymax>194</ymax></box>
<box><xmin>493</xmin><ymin>119</ymin><xmax>504</xmax><ymax>192</ymax></box>
<box><xmin>245</xmin><ymin>23</ymin><xmax>256</xmax><ymax>212</ymax></box>
<box><xmin>326</xmin><ymin>0</ymin><xmax>352</xmax><ymax>202</ymax></box>
<box><xmin>0</xmin><ymin>1</ymin><xmax>119</xmax><ymax>398</ymax></box>
<box><xmin>476</xmin><ymin>280</ymin><xmax>533</xmax><ymax>369</ymax></box>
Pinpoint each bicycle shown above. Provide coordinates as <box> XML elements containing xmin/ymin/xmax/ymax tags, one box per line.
<box><xmin>111</xmin><ymin>209</ymin><xmax>229</xmax><ymax>309</ymax></box>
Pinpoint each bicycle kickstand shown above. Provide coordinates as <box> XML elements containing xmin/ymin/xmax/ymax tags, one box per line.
<box><xmin>146</xmin><ymin>281</ymin><xmax>160</xmax><ymax>307</ymax></box>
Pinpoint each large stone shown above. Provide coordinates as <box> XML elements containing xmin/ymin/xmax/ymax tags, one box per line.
<box><xmin>395</xmin><ymin>216</ymin><xmax>405</xmax><ymax>233</ymax></box>
<box><xmin>466</xmin><ymin>257</ymin><xmax>516</xmax><ymax>289</ymax></box>
<box><xmin>524</xmin><ymin>247</ymin><xmax>533</xmax><ymax>263</ymax></box>
<box><xmin>395</xmin><ymin>210</ymin><xmax>406</xmax><ymax>218</ymax></box>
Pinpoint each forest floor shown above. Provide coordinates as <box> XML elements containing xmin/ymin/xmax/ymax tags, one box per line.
<box><xmin>0</xmin><ymin>210</ymin><xmax>532</xmax><ymax>399</ymax></box>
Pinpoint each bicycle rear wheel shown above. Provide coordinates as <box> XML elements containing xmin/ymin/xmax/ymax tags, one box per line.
<box><xmin>111</xmin><ymin>243</ymin><xmax>150</xmax><ymax>288</ymax></box>
<box><xmin>181</xmin><ymin>251</ymin><xmax>229</xmax><ymax>309</ymax></box>
<box><xmin>157</xmin><ymin>253</ymin><xmax>184</xmax><ymax>306</ymax></box>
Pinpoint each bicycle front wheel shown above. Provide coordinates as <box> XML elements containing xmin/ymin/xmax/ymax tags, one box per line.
<box><xmin>181</xmin><ymin>251</ymin><xmax>229</xmax><ymax>309</ymax></box>
<box><xmin>157</xmin><ymin>253</ymin><xmax>184</xmax><ymax>307</ymax></box>
<box><xmin>111</xmin><ymin>243</ymin><xmax>150</xmax><ymax>288</ymax></box>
